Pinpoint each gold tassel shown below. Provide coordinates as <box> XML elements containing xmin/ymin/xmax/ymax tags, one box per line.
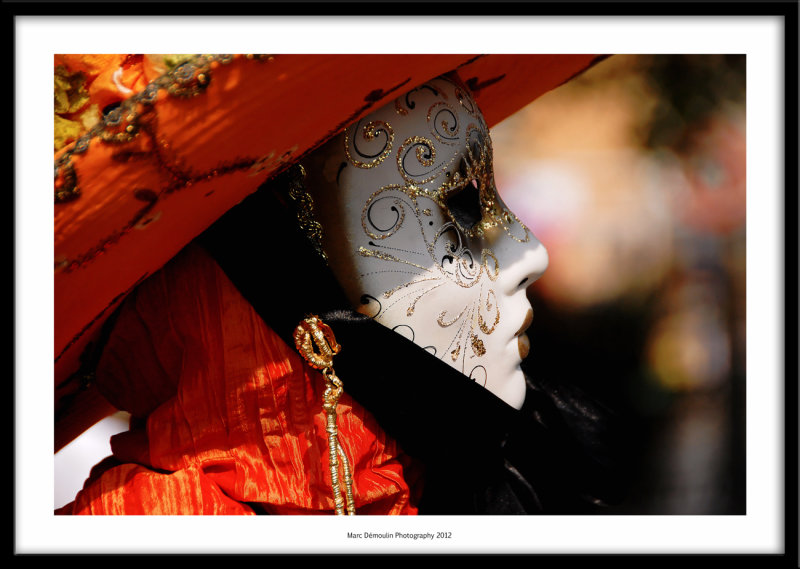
<box><xmin>294</xmin><ymin>315</ymin><xmax>356</xmax><ymax>515</ymax></box>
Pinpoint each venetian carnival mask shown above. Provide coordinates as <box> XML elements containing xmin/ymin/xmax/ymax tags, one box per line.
<box><xmin>303</xmin><ymin>75</ymin><xmax>548</xmax><ymax>409</ymax></box>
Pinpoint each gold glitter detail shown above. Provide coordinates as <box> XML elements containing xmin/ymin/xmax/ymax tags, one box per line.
<box><xmin>395</xmin><ymin>99</ymin><xmax>409</xmax><ymax>115</ymax></box>
<box><xmin>440</xmin><ymin>124</ymin><xmax>531</xmax><ymax>241</ymax></box>
<box><xmin>358</xmin><ymin>247</ymin><xmax>432</xmax><ymax>273</ymax></box>
<box><xmin>347</xmin><ymin>78</ymin><xmax>544</xmax><ymax>371</ymax></box>
<box><xmin>427</xmin><ymin>102</ymin><xmax>460</xmax><ymax>144</ymax></box>
<box><xmin>392</xmin><ymin>118</ymin><xmax>527</xmax><ymax>242</ymax></box>
<box><xmin>360</xmin><ymin>188</ymin><xmax>500</xmax><ymax>292</ymax></box>
<box><xmin>361</xmin><ymin>185</ymin><xmax>408</xmax><ymax>240</ymax></box>
<box><xmin>470</xmin><ymin>333</ymin><xmax>486</xmax><ymax>357</ymax></box>
<box><xmin>437</xmin><ymin>306</ymin><xmax>467</xmax><ymax>328</ymax></box>
<box><xmin>406</xmin><ymin>282</ymin><xmax>445</xmax><ymax>316</ymax></box>
<box><xmin>396</xmin><ymin>136</ymin><xmax>444</xmax><ymax>186</ymax></box>
<box><xmin>413</xmin><ymin>137</ymin><xmax>435</xmax><ymax>166</ymax></box>
<box><xmin>501</xmin><ymin>209</ymin><xmax>532</xmax><ymax>243</ymax></box>
<box><xmin>344</xmin><ymin>120</ymin><xmax>394</xmax><ymax>169</ymax></box>
<box><xmin>482</xmin><ymin>250</ymin><xmax>500</xmax><ymax>281</ymax></box>
<box><xmin>455</xmin><ymin>86</ymin><xmax>477</xmax><ymax>116</ymax></box>
<box><xmin>383</xmin><ymin>276</ymin><xmax>441</xmax><ymax>298</ymax></box>
<box><xmin>288</xmin><ymin>165</ymin><xmax>328</xmax><ymax>262</ymax></box>
<box><xmin>478</xmin><ymin>290</ymin><xmax>500</xmax><ymax>335</ymax></box>
<box><xmin>340</xmin><ymin>77</ymin><xmax>529</xmax><ymax>243</ymax></box>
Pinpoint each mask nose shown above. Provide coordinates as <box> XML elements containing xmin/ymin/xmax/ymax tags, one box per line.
<box><xmin>513</xmin><ymin>238</ymin><xmax>549</xmax><ymax>292</ymax></box>
<box><xmin>484</xmin><ymin>225</ymin><xmax>549</xmax><ymax>295</ymax></box>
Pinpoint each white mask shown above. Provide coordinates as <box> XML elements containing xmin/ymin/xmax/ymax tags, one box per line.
<box><xmin>304</xmin><ymin>75</ymin><xmax>548</xmax><ymax>409</ymax></box>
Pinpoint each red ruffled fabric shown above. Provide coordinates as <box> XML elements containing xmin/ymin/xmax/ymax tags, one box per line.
<box><xmin>58</xmin><ymin>245</ymin><xmax>421</xmax><ymax>515</ymax></box>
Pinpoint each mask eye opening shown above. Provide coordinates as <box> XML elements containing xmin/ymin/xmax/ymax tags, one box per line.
<box><xmin>446</xmin><ymin>175</ymin><xmax>483</xmax><ymax>232</ymax></box>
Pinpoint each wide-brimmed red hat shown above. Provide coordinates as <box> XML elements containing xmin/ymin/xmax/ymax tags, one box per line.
<box><xmin>54</xmin><ymin>53</ymin><xmax>603</xmax><ymax>450</ymax></box>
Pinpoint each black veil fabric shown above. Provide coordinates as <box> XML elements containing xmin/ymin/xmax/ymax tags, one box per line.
<box><xmin>197</xmin><ymin>169</ymin><xmax>623</xmax><ymax>514</ymax></box>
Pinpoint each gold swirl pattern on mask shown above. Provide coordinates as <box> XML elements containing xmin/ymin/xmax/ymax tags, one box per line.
<box><xmin>344</xmin><ymin>119</ymin><xmax>394</xmax><ymax>169</ymax></box>
<box><xmin>396</xmin><ymin>136</ymin><xmax>460</xmax><ymax>188</ymax></box>
<box><xmin>360</xmin><ymin>185</ymin><xmax>501</xmax><ymax>288</ymax></box>
<box><xmin>382</xmin><ymin>275</ymin><xmax>441</xmax><ymax>299</ymax></box>
<box><xmin>427</xmin><ymin>102</ymin><xmax>460</xmax><ymax>145</ymax></box>
<box><xmin>455</xmin><ymin>85</ymin><xmax>479</xmax><ymax>118</ymax></box>
<box><xmin>394</xmin><ymin>99</ymin><xmax>409</xmax><ymax>116</ymax></box>
<box><xmin>500</xmin><ymin>209</ymin><xmax>532</xmax><ymax>243</ymax></box>
<box><xmin>358</xmin><ymin>247</ymin><xmax>431</xmax><ymax>273</ymax></box>
<box><xmin>358</xmin><ymin>191</ymin><xmax>502</xmax><ymax>369</ymax></box>
<box><xmin>435</xmin><ymin>283</ymin><xmax>498</xmax><ymax>361</ymax></box>
<box><xmin>478</xmin><ymin>289</ymin><xmax>500</xmax><ymax>335</ymax></box>
<box><xmin>404</xmin><ymin>282</ymin><xmax>446</xmax><ymax>317</ymax></box>
<box><xmin>436</xmin><ymin>305</ymin><xmax>468</xmax><ymax>328</ymax></box>
<box><xmin>356</xmin><ymin>191</ymin><xmax>507</xmax><ymax>375</ymax></box>
<box><xmin>396</xmin><ymin>82</ymin><xmax>448</xmax><ymax>115</ymax></box>
<box><xmin>377</xmin><ymin>120</ymin><xmax>525</xmax><ymax>242</ymax></box>
<box><xmin>481</xmin><ymin>249</ymin><xmax>500</xmax><ymax>280</ymax></box>
<box><xmin>361</xmin><ymin>185</ymin><xmax>408</xmax><ymax>241</ymax></box>
<box><xmin>430</xmin><ymin>223</ymin><xmax>499</xmax><ymax>288</ymax></box>
<box><xmin>443</xmin><ymin>301</ymin><xmax>482</xmax><ymax>364</ymax></box>
<box><xmin>355</xmin><ymin>78</ymin><xmax>516</xmax><ymax>370</ymax></box>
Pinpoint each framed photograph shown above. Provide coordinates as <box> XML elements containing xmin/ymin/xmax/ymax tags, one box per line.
<box><xmin>13</xmin><ymin>4</ymin><xmax>796</xmax><ymax>558</ymax></box>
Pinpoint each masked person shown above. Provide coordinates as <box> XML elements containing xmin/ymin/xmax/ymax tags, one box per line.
<box><xmin>55</xmin><ymin>55</ymin><xmax>619</xmax><ymax>515</ymax></box>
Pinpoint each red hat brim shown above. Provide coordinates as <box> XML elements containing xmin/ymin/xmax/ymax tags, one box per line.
<box><xmin>54</xmin><ymin>53</ymin><xmax>602</xmax><ymax>449</ymax></box>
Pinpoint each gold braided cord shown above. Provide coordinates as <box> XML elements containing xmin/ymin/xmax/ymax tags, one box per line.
<box><xmin>294</xmin><ymin>316</ymin><xmax>356</xmax><ymax>515</ymax></box>
<box><xmin>338</xmin><ymin>441</ymin><xmax>356</xmax><ymax>515</ymax></box>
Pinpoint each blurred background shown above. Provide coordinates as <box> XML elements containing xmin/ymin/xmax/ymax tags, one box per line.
<box><xmin>495</xmin><ymin>54</ymin><xmax>746</xmax><ymax>514</ymax></box>
<box><xmin>55</xmin><ymin>54</ymin><xmax>747</xmax><ymax>514</ymax></box>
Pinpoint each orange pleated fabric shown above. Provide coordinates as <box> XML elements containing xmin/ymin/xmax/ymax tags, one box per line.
<box><xmin>60</xmin><ymin>245</ymin><xmax>421</xmax><ymax>515</ymax></box>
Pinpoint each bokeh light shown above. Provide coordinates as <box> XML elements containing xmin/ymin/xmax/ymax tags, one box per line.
<box><xmin>495</xmin><ymin>54</ymin><xmax>746</xmax><ymax>514</ymax></box>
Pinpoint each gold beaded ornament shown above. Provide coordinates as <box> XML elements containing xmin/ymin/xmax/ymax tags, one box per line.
<box><xmin>293</xmin><ymin>315</ymin><xmax>356</xmax><ymax>515</ymax></box>
<box><xmin>286</xmin><ymin>165</ymin><xmax>328</xmax><ymax>262</ymax></box>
